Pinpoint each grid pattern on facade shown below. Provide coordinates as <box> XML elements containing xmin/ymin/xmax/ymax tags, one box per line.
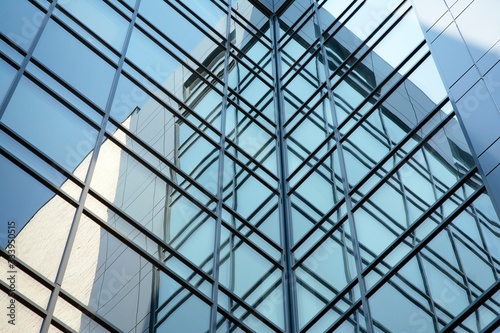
<box><xmin>0</xmin><ymin>0</ymin><xmax>499</xmax><ymax>332</ymax></box>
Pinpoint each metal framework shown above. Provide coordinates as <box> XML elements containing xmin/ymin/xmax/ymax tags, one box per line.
<box><xmin>0</xmin><ymin>0</ymin><xmax>499</xmax><ymax>332</ymax></box>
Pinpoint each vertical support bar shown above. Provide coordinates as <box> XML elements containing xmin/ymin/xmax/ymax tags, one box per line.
<box><xmin>312</xmin><ymin>1</ymin><xmax>374</xmax><ymax>332</ymax></box>
<box><xmin>270</xmin><ymin>14</ymin><xmax>298</xmax><ymax>333</ymax></box>
<box><xmin>39</xmin><ymin>0</ymin><xmax>142</xmax><ymax>331</ymax></box>
<box><xmin>209</xmin><ymin>0</ymin><xmax>233</xmax><ymax>331</ymax></box>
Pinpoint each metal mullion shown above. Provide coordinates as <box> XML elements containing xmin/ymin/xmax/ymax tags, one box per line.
<box><xmin>283</xmin><ymin>84</ymin><xmax>328</xmax><ymax>131</ymax></box>
<box><xmin>236</xmin><ymin>274</ymin><xmax>282</xmax><ymax>317</ymax></box>
<box><xmin>0</xmin><ymin>47</ymin><xmax>22</xmax><ymax>69</ymax></box>
<box><xmin>279</xmin><ymin>5</ymin><xmax>317</xmax><ymax>51</ymax></box>
<box><xmin>218</xmin><ymin>284</ymin><xmax>283</xmax><ymax>333</ymax></box>
<box><xmin>287</xmin><ymin>139</ymin><xmax>331</xmax><ymax>172</ymax></box>
<box><xmin>291</xmin><ymin>99</ymin><xmax>447</xmax><ymax>253</ymax></box>
<box><xmin>293</xmin><ymin>190</ymin><xmax>340</xmax><ymax>224</ymax></box>
<box><xmin>362</xmin><ymin>183</ymin><xmax>484</xmax><ymax>288</ymax></box>
<box><xmin>0</xmin><ymin>147</ymin><xmax>79</xmax><ymax>211</ymax></box>
<box><xmin>281</xmin><ymin>49</ymin><xmax>325</xmax><ymax>89</ymax></box>
<box><xmin>0</xmin><ymin>248</ymin><xmax>54</xmax><ymax>292</ymax></box>
<box><xmin>133</xmin><ymin>19</ymin><xmax>242</xmax><ymax>97</ymax></box>
<box><xmin>0</xmin><ymin>0</ymin><xmax>55</xmax><ymax>120</ymax></box>
<box><xmin>277</xmin><ymin>3</ymin><xmax>315</xmax><ymax>45</ymax></box>
<box><xmin>40</xmin><ymin>0</ymin><xmax>140</xmax><ymax>329</ymax></box>
<box><xmin>319</xmin><ymin>186</ymin><xmax>485</xmax><ymax>333</ymax></box>
<box><xmin>230</xmin><ymin>11</ymin><xmax>272</xmax><ymax>47</ymax></box>
<box><xmin>290</xmin><ymin>199</ymin><xmax>347</xmax><ymax>253</ymax></box>
<box><xmin>228</xmin><ymin>46</ymin><xmax>274</xmax><ymax>83</ymax></box>
<box><xmin>446</xmin><ymin>228</ymin><xmax>482</xmax><ymax>316</ymax></box>
<box><xmin>287</xmin><ymin>47</ymin><xmax>431</xmax><ymax>185</ymax></box>
<box><xmin>91</xmin><ymin>183</ymin><xmax>212</xmax><ymax>248</ymax></box>
<box><xmin>227</xmin><ymin>122</ymin><xmax>277</xmax><ymax>164</ymax></box>
<box><xmin>270</xmin><ymin>12</ymin><xmax>298</xmax><ymax>333</ymax></box>
<box><xmin>178</xmin><ymin>128</ymin><xmax>219</xmax><ymax>158</ymax></box>
<box><xmin>132</xmin><ymin>21</ymin><xmax>228</xmax><ymax>90</ymax></box>
<box><xmin>81</xmin><ymin>207</ymin><xmax>215</xmax><ymax>303</ymax></box>
<box><xmin>220</xmin><ymin>220</ymin><xmax>282</xmax><ymax>268</ymax></box>
<box><xmin>157</xmin><ymin>273</ymin><xmax>254</xmax><ymax>333</ymax></box>
<box><xmin>343</xmin><ymin>146</ymin><xmax>439</xmax><ymax>219</ymax></box>
<box><xmin>167</xmin><ymin>213</ymin><xmax>214</xmax><ymax>254</ymax></box>
<box><xmin>466</xmin><ymin>204</ymin><xmax>500</xmax><ymax>280</ymax></box>
<box><xmin>48</xmin><ymin>14</ymin><xmax>119</xmax><ymax>69</ymax></box>
<box><xmin>173</xmin><ymin>0</ymin><xmax>228</xmax><ymax>41</ymax></box>
<box><xmin>227</xmin><ymin>53</ymin><xmax>274</xmax><ymax>89</ymax></box>
<box><xmin>449</xmin><ymin>224</ymin><xmax>500</xmax><ymax>271</ymax></box>
<box><xmin>155</xmin><ymin>294</ymin><xmax>202</xmax><ymax>327</ymax></box>
<box><xmin>3</xmin><ymin>246</ymin><xmax>122</xmax><ymax>333</ymax></box>
<box><xmin>324</xmin><ymin>0</ymin><xmax>408</xmax><ymax>72</ymax></box>
<box><xmin>285</xmin><ymin>94</ymin><xmax>331</xmax><ymax>138</ymax></box>
<box><xmin>222</xmin><ymin>203</ymin><xmax>282</xmax><ymax>251</ymax></box>
<box><xmin>229</xmin><ymin>11</ymin><xmax>273</xmax><ymax>49</ymax></box>
<box><xmin>334</xmin><ymin>45</ymin><xmax>428</xmax><ymax>132</ymax></box>
<box><xmin>301</xmin><ymin>5</ymin><xmax>453</xmax><ymax>294</ymax></box>
<box><xmin>171</xmin><ymin>0</ymin><xmax>276</xmax><ymax>84</ymax></box>
<box><xmin>215</xmin><ymin>307</ymin><xmax>255</xmax><ymax>333</ymax></box>
<box><xmin>317</xmin><ymin>0</ymin><xmax>364</xmax><ymax>41</ymax></box>
<box><xmin>225</xmin><ymin>91</ymin><xmax>276</xmax><ymax>135</ymax></box>
<box><xmin>228</xmin><ymin>47</ymin><xmax>274</xmax><ymax>84</ymax></box>
<box><xmin>281</xmin><ymin>43</ymin><xmax>321</xmax><ymax>81</ymax></box>
<box><xmin>227</xmin><ymin>264</ymin><xmax>280</xmax><ymax>307</ymax></box>
<box><xmin>423</xmin><ymin>240</ymin><xmax>500</xmax><ymax>311</ymax></box>
<box><xmin>155</xmin><ymin>270</ymin><xmax>207</xmax><ymax>314</ymax></box>
<box><xmin>284</xmin><ymin>92</ymin><xmax>328</xmax><ymax>134</ymax></box>
<box><xmin>480</xmin><ymin>309</ymin><xmax>500</xmax><ymax>333</ymax></box>
<box><xmin>343</xmin><ymin>113</ymin><xmax>455</xmax><ymax>216</ymax></box>
<box><xmin>223</xmin><ymin>143</ymin><xmax>279</xmax><ymax>187</ymax></box>
<box><xmin>106</xmin><ymin>117</ymin><xmax>218</xmax><ymax>203</ymax></box>
<box><xmin>0</xmin><ymin>32</ymin><xmax>28</xmax><ymax>61</ymax></box>
<box><xmin>104</xmin><ymin>0</ymin><xmax>135</xmax><ymax>13</ymax></box>
<box><xmin>102</xmin><ymin>0</ymin><xmax>134</xmax><ymax>19</ymax></box>
<box><xmin>419</xmin><ymin>249</ymin><xmax>488</xmax><ymax>303</ymax></box>
<box><xmin>0</xmin><ymin>281</ymin><xmax>48</xmax><ymax>321</ymax></box>
<box><xmin>207</xmin><ymin>1</ymin><xmax>230</xmax><ymax>331</ymax></box>
<box><xmin>52</xmin><ymin>4</ymin><xmax>123</xmax><ymax>58</ymax></box>
<box><xmin>102</xmin><ymin>132</ymin><xmax>218</xmax><ymax>216</ymax></box>
<box><xmin>286</xmin><ymin>147</ymin><xmax>337</xmax><ymax>187</ymax></box>
<box><xmin>323</xmin><ymin>0</ymin><xmax>409</xmax><ymax>81</ymax></box>
<box><xmin>303</xmin><ymin>290</ymin><xmax>362</xmax><ymax>333</ymax></box>
<box><xmin>357</xmin><ymin>168</ymin><xmax>479</xmax><ymax>284</ymax></box>
<box><xmin>290</xmin><ymin>200</ymin><xmax>339</xmax><ymax>236</ymax></box>
<box><xmin>298</xmin><ymin>263</ymin><xmax>347</xmax><ymax>300</ymax></box>
<box><xmin>229</xmin><ymin>73</ymin><xmax>275</xmax><ymax>112</ymax></box>
<box><xmin>25</xmin><ymin>57</ymin><xmax>106</xmax><ymax>117</ymax></box>
<box><xmin>223</xmin><ymin>149</ymin><xmax>278</xmax><ymax>194</ymax></box>
<box><xmin>0</xmin><ymin>124</ymin><xmax>85</xmax><ymax>189</ymax></box>
<box><xmin>241</xmin><ymin>191</ymin><xmax>278</xmax><ymax>221</ymax></box>
<box><xmin>119</xmin><ymin>65</ymin><xmax>222</xmax><ymax>148</ymax></box>
<box><xmin>228</xmin><ymin>72</ymin><xmax>276</xmax><ymax>115</ymax></box>
<box><xmin>56</xmin><ymin>288</ymin><xmax>121</xmax><ymax>333</ymax></box>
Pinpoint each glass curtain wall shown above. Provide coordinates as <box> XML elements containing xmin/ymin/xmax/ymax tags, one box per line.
<box><xmin>0</xmin><ymin>0</ymin><xmax>499</xmax><ymax>332</ymax></box>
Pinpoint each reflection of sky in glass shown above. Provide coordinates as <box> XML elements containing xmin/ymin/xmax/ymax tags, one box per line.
<box><xmin>59</xmin><ymin>0</ymin><xmax>129</xmax><ymax>50</ymax></box>
<box><xmin>2</xmin><ymin>77</ymin><xmax>98</xmax><ymax>172</ymax></box>
<box><xmin>34</xmin><ymin>20</ymin><xmax>115</xmax><ymax>108</ymax></box>
<box><xmin>0</xmin><ymin>0</ymin><xmax>41</xmax><ymax>50</ymax></box>
<box><xmin>139</xmin><ymin>0</ymin><xmax>226</xmax><ymax>54</ymax></box>
<box><xmin>322</xmin><ymin>0</ymin><xmax>447</xmax><ymax>104</ymax></box>
<box><xmin>0</xmin><ymin>156</ymin><xmax>53</xmax><ymax>248</ymax></box>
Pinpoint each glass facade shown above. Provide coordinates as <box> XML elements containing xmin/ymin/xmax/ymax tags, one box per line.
<box><xmin>0</xmin><ymin>0</ymin><xmax>499</xmax><ymax>332</ymax></box>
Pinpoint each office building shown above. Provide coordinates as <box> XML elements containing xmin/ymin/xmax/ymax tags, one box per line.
<box><xmin>0</xmin><ymin>0</ymin><xmax>499</xmax><ymax>332</ymax></box>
